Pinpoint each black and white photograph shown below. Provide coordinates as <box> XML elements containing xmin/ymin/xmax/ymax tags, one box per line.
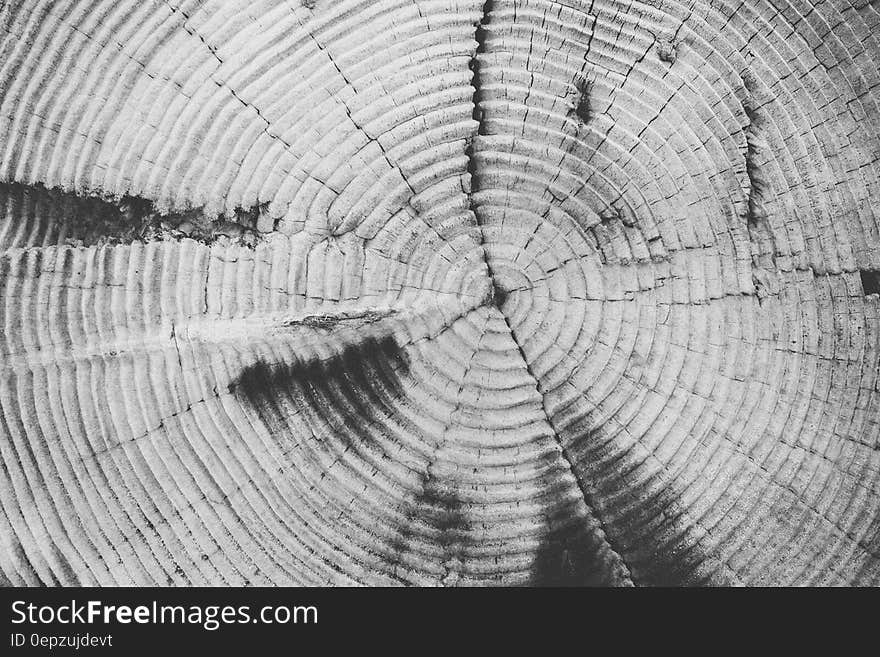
<box><xmin>0</xmin><ymin>0</ymin><xmax>878</xmax><ymax>646</ymax></box>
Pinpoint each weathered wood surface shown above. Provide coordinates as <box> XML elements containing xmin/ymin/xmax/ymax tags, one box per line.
<box><xmin>0</xmin><ymin>0</ymin><xmax>878</xmax><ymax>586</ymax></box>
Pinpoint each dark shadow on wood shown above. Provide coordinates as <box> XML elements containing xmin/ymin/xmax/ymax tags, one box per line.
<box><xmin>389</xmin><ymin>471</ymin><xmax>471</xmax><ymax>565</ymax></box>
<box><xmin>230</xmin><ymin>335</ymin><xmax>411</xmax><ymax>451</ymax></box>
<box><xmin>530</xmin><ymin>451</ymin><xmax>623</xmax><ymax>587</ymax></box>
<box><xmin>860</xmin><ymin>270</ymin><xmax>880</xmax><ymax>296</ymax></box>
<box><xmin>529</xmin><ymin>429</ymin><xmax>733</xmax><ymax>587</ymax></box>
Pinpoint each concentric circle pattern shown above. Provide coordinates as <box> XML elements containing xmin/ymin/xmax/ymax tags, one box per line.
<box><xmin>0</xmin><ymin>0</ymin><xmax>878</xmax><ymax>586</ymax></box>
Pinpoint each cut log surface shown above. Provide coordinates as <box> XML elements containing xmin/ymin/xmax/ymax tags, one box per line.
<box><xmin>0</xmin><ymin>0</ymin><xmax>878</xmax><ymax>586</ymax></box>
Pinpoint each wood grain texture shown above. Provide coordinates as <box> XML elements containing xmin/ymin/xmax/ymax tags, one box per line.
<box><xmin>0</xmin><ymin>0</ymin><xmax>878</xmax><ymax>586</ymax></box>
